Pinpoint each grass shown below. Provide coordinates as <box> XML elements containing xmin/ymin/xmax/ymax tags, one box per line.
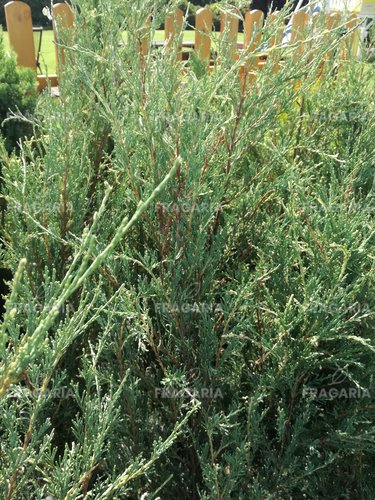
<box><xmin>2</xmin><ymin>30</ymin><xmax>196</xmax><ymax>74</ymax></box>
<box><xmin>3</xmin><ymin>30</ymin><xmax>56</xmax><ymax>73</ymax></box>
<box><xmin>3</xmin><ymin>29</ymin><xmax>244</xmax><ymax>74</ymax></box>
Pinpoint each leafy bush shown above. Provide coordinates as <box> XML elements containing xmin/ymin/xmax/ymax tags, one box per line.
<box><xmin>0</xmin><ymin>31</ymin><xmax>37</xmax><ymax>152</ymax></box>
<box><xmin>0</xmin><ymin>1</ymin><xmax>374</xmax><ymax>498</ymax></box>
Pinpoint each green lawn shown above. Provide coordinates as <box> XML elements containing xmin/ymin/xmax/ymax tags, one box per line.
<box><xmin>2</xmin><ymin>30</ymin><xmax>195</xmax><ymax>74</ymax></box>
<box><xmin>3</xmin><ymin>29</ymin><xmax>244</xmax><ymax>74</ymax></box>
<box><xmin>3</xmin><ymin>30</ymin><xmax>56</xmax><ymax>73</ymax></box>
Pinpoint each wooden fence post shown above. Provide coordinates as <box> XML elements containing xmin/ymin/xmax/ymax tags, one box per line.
<box><xmin>290</xmin><ymin>10</ymin><xmax>309</xmax><ymax>59</ymax></box>
<box><xmin>195</xmin><ymin>7</ymin><xmax>213</xmax><ymax>64</ymax></box>
<box><xmin>342</xmin><ymin>13</ymin><xmax>359</xmax><ymax>59</ymax></box>
<box><xmin>265</xmin><ymin>11</ymin><xmax>284</xmax><ymax>74</ymax></box>
<box><xmin>242</xmin><ymin>9</ymin><xmax>264</xmax><ymax>87</ymax></box>
<box><xmin>325</xmin><ymin>11</ymin><xmax>342</xmax><ymax>30</ymax></box>
<box><xmin>165</xmin><ymin>8</ymin><xmax>184</xmax><ymax>61</ymax></box>
<box><xmin>244</xmin><ymin>10</ymin><xmax>264</xmax><ymax>51</ymax></box>
<box><xmin>140</xmin><ymin>15</ymin><xmax>151</xmax><ymax>57</ymax></box>
<box><xmin>268</xmin><ymin>11</ymin><xmax>284</xmax><ymax>49</ymax></box>
<box><xmin>244</xmin><ymin>9</ymin><xmax>264</xmax><ymax>69</ymax></box>
<box><xmin>4</xmin><ymin>1</ymin><xmax>36</xmax><ymax>70</ymax></box>
<box><xmin>52</xmin><ymin>3</ymin><xmax>74</xmax><ymax>70</ymax></box>
<box><xmin>324</xmin><ymin>11</ymin><xmax>342</xmax><ymax>62</ymax></box>
<box><xmin>220</xmin><ymin>9</ymin><xmax>239</xmax><ymax>61</ymax></box>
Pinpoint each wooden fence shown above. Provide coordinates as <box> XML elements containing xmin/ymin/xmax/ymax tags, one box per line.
<box><xmin>4</xmin><ymin>1</ymin><xmax>73</xmax><ymax>90</ymax></box>
<box><xmin>4</xmin><ymin>1</ymin><xmax>360</xmax><ymax>91</ymax></box>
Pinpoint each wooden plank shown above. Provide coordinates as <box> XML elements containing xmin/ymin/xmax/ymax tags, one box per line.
<box><xmin>324</xmin><ymin>11</ymin><xmax>342</xmax><ymax>62</ymax></box>
<box><xmin>165</xmin><ymin>8</ymin><xmax>184</xmax><ymax>61</ymax></box>
<box><xmin>220</xmin><ymin>9</ymin><xmax>239</xmax><ymax>61</ymax></box>
<box><xmin>140</xmin><ymin>15</ymin><xmax>151</xmax><ymax>56</ymax></box>
<box><xmin>262</xmin><ymin>11</ymin><xmax>284</xmax><ymax>74</ymax></box>
<box><xmin>244</xmin><ymin>10</ymin><xmax>264</xmax><ymax>51</ymax></box>
<box><xmin>268</xmin><ymin>11</ymin><xmax>284</xmax><ymax>49</ymax></box>
<box><xmin>4</xmin><ymin>1</ymin><xmax>36</xmax><ymax>70</ymax></box>
<box><xmin>244</xmin><ymin>9</ymin><xmax>264</xmax><ymax>72</ymax></box>
<box><xmin>342</xmin><ymin>13</ymin><xmax>359</xmax><ymax>59</ymax></box>
<box><xmin>325</xmin><ymin>11</ymin><xmax>341</xmax><ymax>31</ymax></box>
<box><xmin>290</xmin><ymin>11</ymin><xmax>309</xmax><ymax>59</ymax></box>
<box><xmin>52</xmin><ymin>3</ymin><xmax>74</xmax><ymax>69</ymax></box>
<box><xmin>195</xmin><ymin>7</ymin><xmax>212</xmax><ymax>63</ymax></box>
<box><xmin>37</xmin><ymin>74</ymin><xmax>59</xmax><ymax>91</ymax></box>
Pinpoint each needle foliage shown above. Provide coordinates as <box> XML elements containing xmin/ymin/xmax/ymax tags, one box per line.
<box><xmin>0</xmin><ymin>1</ymin><xmax>374</xmax><ymax>498</ymax></box>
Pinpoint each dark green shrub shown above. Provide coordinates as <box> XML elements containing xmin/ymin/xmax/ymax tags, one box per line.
<box><xmin>0</xmin><ymin>31</ymin><xmax>37</xmax><ymax>152</ymax></box>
